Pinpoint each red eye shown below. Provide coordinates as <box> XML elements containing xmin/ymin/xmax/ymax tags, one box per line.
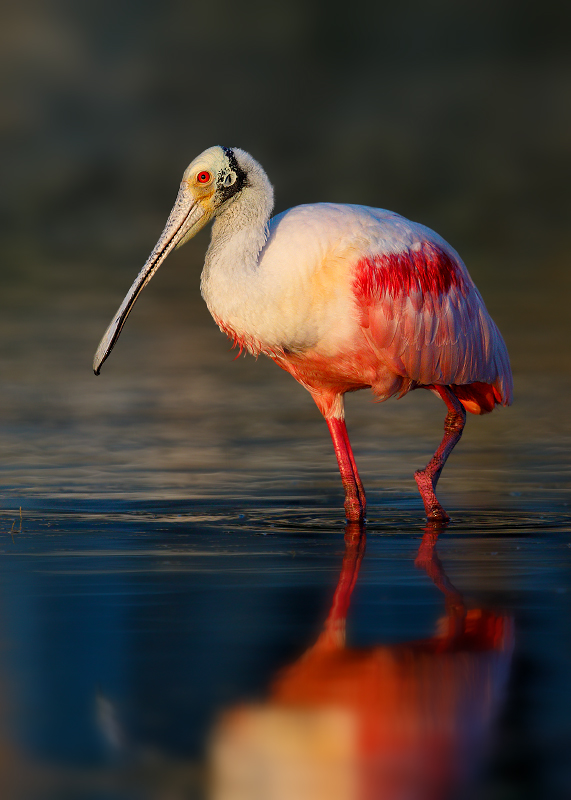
<box><xmin>197</xmin><ymin>170</ymin><xmax>211</xmax><ymax>184</ymax></box>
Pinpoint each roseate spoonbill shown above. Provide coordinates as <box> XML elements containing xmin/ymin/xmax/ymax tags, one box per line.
<box><xmin>94</xmin><ymin>146</ymin><xmax>512</xmax><ymax>522</ymax></box>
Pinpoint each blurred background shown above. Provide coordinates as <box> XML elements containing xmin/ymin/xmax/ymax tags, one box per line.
<box><xmin>0</xmin><ymin>0</ymin><xmax>570</xmax><ymax>798</ymax></box>
<box><xmin>0</xmin><ymin>0</ymin><xmax>569</xmax><ymax>500</ymax></box>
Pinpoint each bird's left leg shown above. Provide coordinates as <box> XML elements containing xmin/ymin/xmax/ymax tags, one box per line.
<box><xmin>415</xmin><ymin>386</ymin><xmax>466</xmax><ymax>521</ymax></box>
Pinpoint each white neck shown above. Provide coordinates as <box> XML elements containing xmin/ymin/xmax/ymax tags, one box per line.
<box><xmin>200</xmin><ymin>150</ymin><xmax>274</xmax><ymax>333</ymax></box>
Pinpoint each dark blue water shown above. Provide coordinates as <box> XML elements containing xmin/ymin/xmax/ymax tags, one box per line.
<box><xmin>2</xmin><ymin>1</ymin><xmax>570</xmax><ymax>795</ymax></box>
<box><xmin>0</xmin><ymin>267</ymin><xmax>568</xmax><ymax>798</ymax></box>
<box><xmin>0</xmin><ymin>497</ymin><xmax>569</xmax><ymax>799</ymax></box>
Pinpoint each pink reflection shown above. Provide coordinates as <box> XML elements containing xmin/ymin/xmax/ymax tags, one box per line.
<box><xmin>210</xmin><ymin>525</ymin><xmax>514</xmax><ymax>800</ymax></box>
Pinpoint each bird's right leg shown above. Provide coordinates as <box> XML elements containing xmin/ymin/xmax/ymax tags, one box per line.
<box><xmin>415</xmin><ymin>386</ymin><xmax>466</xmax><ymax>521</ymax></box>
<box><xmin>309</xmin><ymin>391</ymin><xmax>366</xmax><ymax>522</ymax></box>
<box><xmin>325</xmin><ymin>417</ymin><xmax>367</xmax><ymax>523</ymax></box>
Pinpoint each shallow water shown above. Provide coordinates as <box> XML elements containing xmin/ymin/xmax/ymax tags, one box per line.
<box><xmin>0</xmin><ymin>502</ymin><xmax>569</xmax><ymax>799</ymax></box>
<box><xmin>0</xmin><ymin>247</ymin><xmax>570</xmax><ymax>799</ymax></box>
<box><xmin>2</xmin><ymin>0</ymin><xmax>571</xmax><ymax>795</ymax></box>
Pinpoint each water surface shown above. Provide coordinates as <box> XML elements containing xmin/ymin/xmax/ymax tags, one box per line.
<box><xmin>0</xmin><ymin>251</ymin><xmax>569</xmax><ymax>798</ymax></box>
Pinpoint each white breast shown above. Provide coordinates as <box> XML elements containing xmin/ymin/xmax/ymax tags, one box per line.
<box><xmin>201</xmin><ymin>203</ymin><xmax>447</xmax><ymax>356</ymax></box>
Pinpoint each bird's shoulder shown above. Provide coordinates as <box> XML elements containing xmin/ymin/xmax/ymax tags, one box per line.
<box><xmin>267</xmin><ymin>203</ymin><xmax>454</xmax><ymax>260</ymax></box>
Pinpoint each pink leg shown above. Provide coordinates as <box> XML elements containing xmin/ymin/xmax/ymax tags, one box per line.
<box><xmin>415</xmin><ymin>386</ymin><xmax>466</xmax><ymax>521</ymax></box>
<box><xmin>340</xmin><ymin>421</ymin><xmax>366</xmax><ymax>504</ymax></box>
<box><xmin>326</xmin><ymin>417</ymin><xmax>367</xmax><ymax>522</ymax></box>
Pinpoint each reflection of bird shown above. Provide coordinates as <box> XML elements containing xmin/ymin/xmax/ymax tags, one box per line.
<box><xmin>210</xmin><ymin>524</ymin><xmax>514</xmax><ymax>800</ymax></box>
<box><xmin>94</xmin><ymin>147</ymin><xmax>512</xmax><ymax>522</ymax></box>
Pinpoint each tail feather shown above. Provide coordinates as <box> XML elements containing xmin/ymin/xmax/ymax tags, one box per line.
<box><xmin>451</xmin><ymin>382</ymin><xmax>504</xmax><ymax>415</ymax></box>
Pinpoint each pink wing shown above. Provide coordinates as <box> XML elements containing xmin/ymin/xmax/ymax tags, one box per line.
<box><xmin>353</xmin><ymin>240</ymin><xmax>513</xmax><ymax>411</ymax></box>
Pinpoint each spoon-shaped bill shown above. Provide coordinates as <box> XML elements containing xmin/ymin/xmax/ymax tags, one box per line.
<box><xmin>93</xmin><ymin>185</ymin><xmax>210</xmax><ymax>375</ymax></box>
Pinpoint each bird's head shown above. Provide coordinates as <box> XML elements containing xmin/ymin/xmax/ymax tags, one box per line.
<box><xmin>175</xmin><ymin>146</ymin><xmax>249</xmax><ymax>245</ymax></box>
<box><xmin>93</xmin><ymin>146</ymin><xmax>271</xmax><ymax>375</ymax></box>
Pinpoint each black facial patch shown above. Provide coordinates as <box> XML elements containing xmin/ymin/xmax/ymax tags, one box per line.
<box><xmin>217</xmin><ymin>146</ymin><xmax>248</xmax><ymax>202</ymax></box>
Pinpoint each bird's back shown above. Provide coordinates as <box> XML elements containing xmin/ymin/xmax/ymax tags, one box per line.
<box><xmin>264</xmin><ymin>204</ymin><xmax>512</xmax><ymax>412</ymax></box>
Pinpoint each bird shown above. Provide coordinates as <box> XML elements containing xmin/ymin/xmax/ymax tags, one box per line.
<box><xmin>93</xmin><ymin>146</ymin><xmax>512</xmax><ymax>523</ymax></box>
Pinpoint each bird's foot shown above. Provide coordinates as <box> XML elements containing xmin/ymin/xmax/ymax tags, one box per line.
<box><xmin>414</xmin><ymin>469</ymin><xmax>450</xmax><ymax>523</ymax></box>
<box><xmin>344</xmin><ymin>494</ymin><xmax>366</xmax><ymax>524</ymax></box>
<box><xmin>426</xmin><ymin>505</ymin><xmax>450</xmax><ymax>523</ymax></box>
<box><xmin>340</xmin><ymin>478</ymin><xmax>367</xmax><ymax>523</ymax></box>
<box><xmin>344</xmin><ymin>507</ymin><xmax>366</xmax><ymax>524</ymax></box>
